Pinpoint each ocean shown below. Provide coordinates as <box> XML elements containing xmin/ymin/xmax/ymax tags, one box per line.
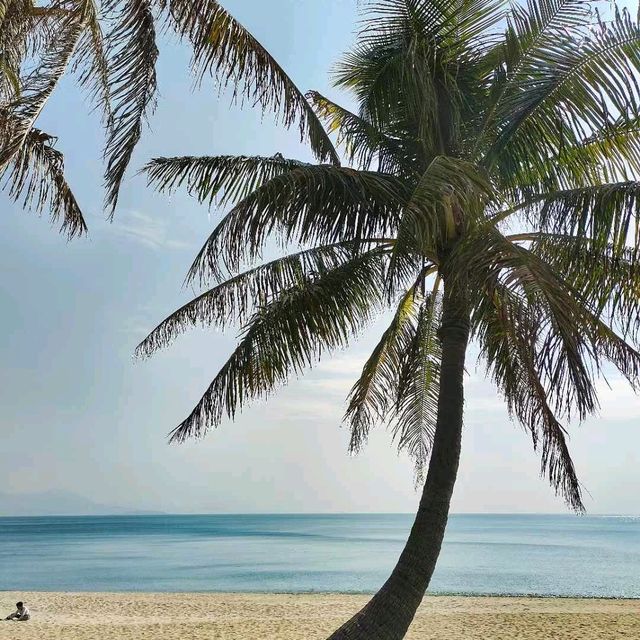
<box><xmin>1</xmin><ymin>514</ymin><xmax>638</xmax><ymax>597</ymax></box>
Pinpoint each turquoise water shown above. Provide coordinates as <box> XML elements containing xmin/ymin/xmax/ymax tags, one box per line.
<box><xmin>1</xmin><ymin>514</ymin><xmax>638</xmax><ymax>596</ymax></box>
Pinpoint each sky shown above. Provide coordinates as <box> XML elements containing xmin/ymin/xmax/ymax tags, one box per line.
<box><xmin>1</xmin><ymin>0</ymin><xmax>639</xmax><ymax>516</ymax></box>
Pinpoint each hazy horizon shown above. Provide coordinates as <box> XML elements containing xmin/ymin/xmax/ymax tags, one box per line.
<box><xmin>1</xmin><ymin>0</ymin><xmax>639</xmax><ymax>518</ymax></box>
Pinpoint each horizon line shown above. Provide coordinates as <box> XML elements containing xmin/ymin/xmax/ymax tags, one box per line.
<box><xmin>1</xmin><ymin>511</ymin><xmax>638</xmax><ymax>518</ymax></box>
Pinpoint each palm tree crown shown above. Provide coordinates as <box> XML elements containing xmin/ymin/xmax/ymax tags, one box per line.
<box><xmin>140</xmin><ymin>0</ymin><xmax>640</xmax><ymax>515</ymax></box>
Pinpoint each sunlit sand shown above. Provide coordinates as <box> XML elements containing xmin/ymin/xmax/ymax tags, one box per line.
<box><xmin>1</xmin><ymin>592</ymin><xmax>638</xmax><ymax>639</ymax></box>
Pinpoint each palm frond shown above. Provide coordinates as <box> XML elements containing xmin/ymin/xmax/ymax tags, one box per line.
<box><xmin>359</xmin><ymin>0</ymin><xmax>505</xmax><ymax>54</ymax></box>
<box><xmin>478</xmin><ymin>0</ymin><xmax>593</xmax><ymax>148</ymax></box>
<box><xmin>487</xmin><ymin>7</ymin><xmax>640</xmax><ymax>182</ymax></box>
<box><xmin>474</xmin><ymin>284</ymin><xmax>584</xmax><ymax>510</ymax></box>
<box><xmin>0</xmin><ymin>0</ymin><xmax>35</xmax><ymax>102</ymax></box>
<box><xmin>1</xmin><ymin>124</ymin><xmax>87</xmax><ymax>237</ymax></box>
<box><xmin>72</xmin><ymin>0</ymin><xmax>112</xmax><ymax>124</ymax></box>
<box><xmin>307</xmin><ymin>90</ymin><xmax>415</xmax><ymax>174</ymax></box>
<box><xmin>345</xmin><ymin>284</ymin><xmax>422</xmax><ymax>453</ymax></box>
<box><xmin>340</xmin><ymin>1</ymin><xmax>504</xmax><ymax>159</ymax></box>
<box><xmin>0</xmin><ymin>7</ymin><xmax>83</xmax><ymax>168</ymax></box>
<box><xmin>136</xmin><ymin>241</ymin><xmax>379</xmax><ymax>358</ymax></box>
<box><xmin>525</xmin><ymin>181</ymin><xmax>640</xmax><ymax>260</ymax></box>
<box><xmin>497</xmin><ymin>118</ymin><xmax>640</xmax><ymax>199</ymax></box>
<box><xmin>103</xmin><ymin>0</ymin><xmax>158</xmax><ymax>214</ymax></box>
<box><xmin>461</xmin><ymin>230</ymin><xmax>600</xmax><ymax>421</ymax></box>
<box><xmin>163</xmin><ymin>0</ymin><xmax>339</xmax><ymax>165</ymax></box>
<box><xmin>530</xmin><ymin>233</ymin><xmax>640</xmax><ymax>347</ymax></box>
<box><xmin>143</xmin><ymin>153</ymin><xmax>309</xmax><ymax>210</ymax></box>
<box><xmin>393</xmin><ymin>290</ymin><xmax>442</xmax><ymax>484</ymax></box>
<box><xmin>345</xmin><ymin>267</ymin><xmax>442</xmax><ymax>485</ymax></box>
<box><xmin>164</xmin><ymin>249</ymin><xmax>387</xmax><ymax>442</ymax></box>
<box><xmin>186</xmin><ymin>164</ymin><xmax>409</xmax><ymax>283</ymax></box>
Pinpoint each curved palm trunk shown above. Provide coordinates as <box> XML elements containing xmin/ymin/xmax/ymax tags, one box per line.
<box><xmin>327</xmin><ymin>282</ymin><xmax>470</xmax><ymax>640</ymax></box>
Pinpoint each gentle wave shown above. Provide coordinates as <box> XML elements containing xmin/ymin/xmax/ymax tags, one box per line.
<box><xmin>1</xmin><ymin>514</ymin><xmax>638</xmax><ymax>597</ymax></box>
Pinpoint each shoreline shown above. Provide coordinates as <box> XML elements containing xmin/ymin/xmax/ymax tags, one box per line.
<box><xmin>3</xmin><ymin>589</ymin><xmax>638</xmax><ymax>600</ymax></box>
<box><xmin>1</xmin><ymin>592</ymin><xmax>639</xmax><ymax>639</ymax></box>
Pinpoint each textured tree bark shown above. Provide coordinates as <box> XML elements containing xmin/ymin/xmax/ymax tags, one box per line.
<box><xmin>326</xmin><ymin>279</ymin><xmax>470</xmax><ymax>640</ymax></box>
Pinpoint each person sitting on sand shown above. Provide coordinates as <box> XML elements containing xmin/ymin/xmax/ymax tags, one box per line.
<box><xmin>4</xmin><ymin>602</ymin><xmax>30</xmax><ymax>621</ymax></box>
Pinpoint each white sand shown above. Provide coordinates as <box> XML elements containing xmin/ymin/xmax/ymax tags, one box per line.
<box><xmin>1</xmin><ymin>592</ymin><xmax>638</xmax><ymax>639</ymax></box>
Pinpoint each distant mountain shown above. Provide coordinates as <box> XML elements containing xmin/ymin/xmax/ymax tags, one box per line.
<box><xmin>0</xmin><ymin>490</ymin><xmax>163</xmax><ymax>516</ymax></box>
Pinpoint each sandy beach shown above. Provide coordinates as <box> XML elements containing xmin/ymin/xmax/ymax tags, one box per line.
<box><xmin>0</xmin><ymin>592</ymin><xmax>638</xmax><ymax>639</ymax></box>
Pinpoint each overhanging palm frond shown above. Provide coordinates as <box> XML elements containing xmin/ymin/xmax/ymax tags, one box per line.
<box><xmin>461</xmin><ymin>230</ymin><xmax>600</xmax><ymax>421</ymax></box>
<box><xmin>186</xmin><ymin>164</ymin><xmax>409</xmax><ymax>283</ymax></box>
<box><xmin>0</xmin><ymin>0</ymin><xmax>35</xmax><ymax>102</ymax></box>
<box><xmin>0</xmin><ymin>7</ymin><xmax>83</xmax><ymax>169</ymax></box>
<box><xmin>164</xmin><ymin>0</ymin><xmax>339</xmax><ymax>165</ymax></box>
<box><xmin>474</xmin><ymin>285</ymin><xmax>584</xmax><ymax>511</ymax></box>
<box><xmin>72</xmin><ymin>0</ymin><xmax>112</xmax><ymax>123</ymax></box>
<box><xmin>487</xmin><ymin>7</ymin><xmax>640</xmax><ymax>180</ymax></box>
<box><xmin>307</xmin><ymin>90</ymin><xmax>414</xmax><ymax>174</ymax></box>
<box><xmin>136</xmin><ymin>241</ymin><xmax>380</xmax><ymax>358</ymax></box>
<box><xmin>524</xmin><ymin>181</ymin><xmax>640</xmax><ymax>259</ymax></box>
<box><xmin>1</xmin><ymin>125</ymin><xmax>87</xmax><ymax>237</ymax></box>
<box><xmin>143</xmin><ymin>153</ymin><xmax>309</xmax><ymax>210</ymax></box>
<box><xmin>103</xmin><ymin>0</ymin><xmax>158</xmax><ymax>214</ymax></box>
<box><xmin>162</xmin><ymin>249</ymin><xmax>387</xmax><ymax>442</ymax></box>
<box><xmin>345</xmin><ymin>284</ymin><xmax>422</xmax><ymax>453</ymax></box>
<box><xmin>393</xmin><ymin>290</ymin><xmax>442</xmax><ymax>484</ymax></box>
<box><xmin>478</xmin><ymin>0</ymin><xmax>593</xmax><ymax>147</ymax></box>
<box><xmin>344</xmin><ymin>283</ymin><xmax>442</xmax><ymax>485</ymax></box>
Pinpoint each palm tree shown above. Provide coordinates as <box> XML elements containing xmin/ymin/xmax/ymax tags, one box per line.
<box><xmin>138</xmin><ymin>1</ymin><xmax>640</xmax><ymax>639</ymax></box>
<box><xmin>1</xmin><ymin>0</ymin><xmax>337</xmax><ymax>234</ymax></box>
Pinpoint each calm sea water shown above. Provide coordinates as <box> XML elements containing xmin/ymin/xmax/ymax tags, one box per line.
<box><xmin>1</xmin><ymin>514</ymin><xmax>638</xmax><ymax>597</ymax></box>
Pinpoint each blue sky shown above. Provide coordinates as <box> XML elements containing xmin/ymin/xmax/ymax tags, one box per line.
<box><xmin>0</xmin><ymin>1</ymin><xmax>638</xmax><ymax>516</ymax></box>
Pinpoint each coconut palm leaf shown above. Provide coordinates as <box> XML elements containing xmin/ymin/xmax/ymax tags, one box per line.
<box><xmin>0</xmin><ymin>6</ymin><xmax>84</xmax><ymax>169</ymax></box>
<box><xmin>345</xmin><ymin>284</ymin><xmax>423</xmax><ymax>453</ymax></box>
<box><xmin>143</xmin><ymin>153</ymin><xmax>310</xmax><ymax>210</ymax></box>
<box><xmin>478</xmin><ymin>1</ymin><xmax>593</xmax><ymax>145</ymax></box>
<box><xmin>487</xmin><ymin>7</ymin><xmax>640</xmax><ymax>181</ymax></box>
<box><xmin>530</xmin><ymin>235</ymin><xmax>640</xmax><ymax>339</ymax></box>
<box><xmin>72</xmin><ymin>0</ymin><xmax>112</xmax><ymax>123</ymax></box>
<box><xmin>1</xmin><ymin>124</ymin><xmax>87</xmax><ymax>237</ymax></box>
<box><xmin>307</xmin><ymin>90</ymin><xmax>414</xmax><ymax>174</ymax></box>
<box><xmin>163</xmin><ymin>248</ymin><xmax>387</xmax><ymax>443</ymax></box>
<box><xmin>392</xmin><ymin>290</ymin><xmax>442</xmax><ymax>484</ymax></box>
<box><xmin>136</xmin><ymin>241</ymin><xmax>386</xmax><ymax>358</ymax></box>
<box><xmin>556</xmin><ymin>118</ymin><xmax>640</xmax><ymax>185</ymax></box>
<box><xmin>186</xmin><ymin>164</ymin><xmax>410</xmax><ymax>282</ymax></box>
<box><xmin>474</xmin><ymin>285</ymin><xmax>585</xmax><ymax>510</ymax></box>
<box><xmin>102</xmin><ymin>0</ymin><xmax>157</xmax><ymax>213</ymax></box>
<box><xmin>459</xmin><ymin>232</ymin><xmax>587</xmax><ymax>414</ymax></box>
<box><xmin>0</xmin><ymin>0</ymin><xmax>35</xmax><ymax>102</ymax></box>
<box><xmin>517</xmin><ymin>181</ymin><xmax>640</xmax><ymax>260</ymax></box>
<box><xmin>164</xmin><ymin>0</ymin><xmax>339</xmax><ymax>165</ymax></box>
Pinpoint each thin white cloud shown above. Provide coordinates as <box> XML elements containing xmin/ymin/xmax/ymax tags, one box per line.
<box><xmin>110</xmin><ymin>210</ymin><xmax>192</xmax><ymax>250</ymax></box>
